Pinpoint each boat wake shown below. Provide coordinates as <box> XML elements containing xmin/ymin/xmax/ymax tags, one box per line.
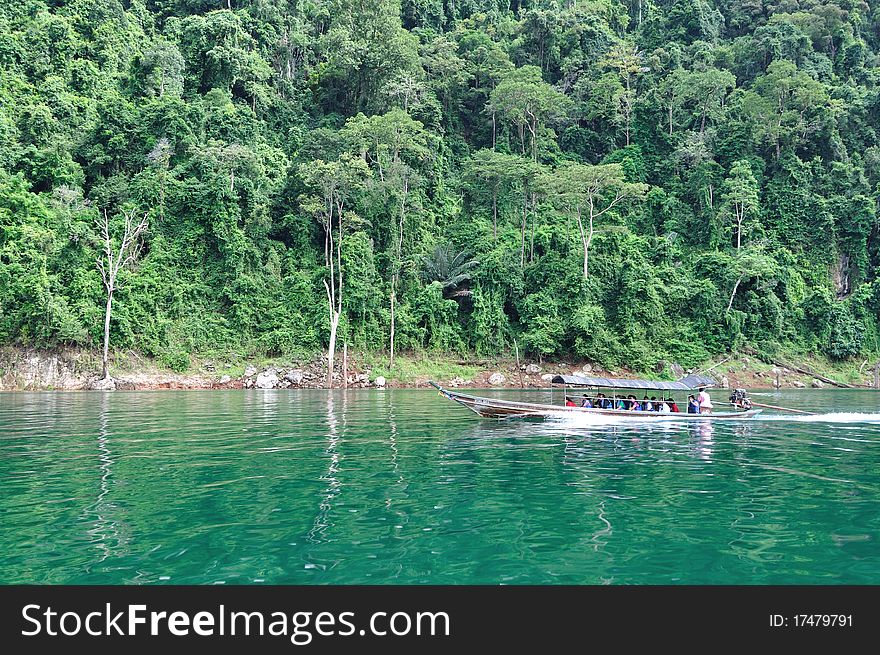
<box><xmin>549</xmin><ymin>412</ymin><xmax>688</xmax><ymax>427</ymax></box>
<box><xmin>757</xmin><ymin>412</ymin><xmax>880</xmax><ymax>424</ymax></box>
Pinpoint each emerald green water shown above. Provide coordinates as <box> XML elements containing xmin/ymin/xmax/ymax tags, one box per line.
<box><xmin>1</xmin><ymin>389</ymin><xmax>879</xmax><ymax>584</ymax></box>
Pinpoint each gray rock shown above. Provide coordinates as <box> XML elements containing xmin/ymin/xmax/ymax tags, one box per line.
<box><xmin>285</xmin><ymin>369</ymin><xmax>304</xmax><ymax>385</ymax></box>
<box><xmin>773</xmin><ymin>379</ymin><xmax>781</xmax><ymax>388</ymax></box>
<box><xmin>525</xmin><ymin>364</ymin><xmax>541</xmax><ymax>375</ymax></box>
<box><xmin>278</xmin><ymin>379</ymin><xmax>291</xmax><ymax>389</ymax></box>
<box><xmin>792</xmin><ymin>380</ymin><xmax>806</xmax><ymax>388</ymax></box>
<box><xmin>582</xmin><ymin>363</ymin><xmax>593</xmax><ymax>373</ymax></box>
<box><xmin>255</xmin><ymin>370</ymin><xmax>279</xmax><ymax>389</ymax></box>
<box><xmin>90</xmin><ymin>377</ymin><xmax>116</xmax><ymax>391</ymax></box>
<box><xmin>244</xmin><ymin>365</ymin><xmax>257</xmax><ymax>378</ymax></box>
<box><xmin>721</xmin><ymin>376</ymin><xmax>730</xmax><ymax>389</ymax></box>
<box><xmin>219</xmin><ymin>374</ymin><xmax>231</xmax><ymax>384</ymax></box>
<box><xmin>374</xmin><ymin>376</ymin><xmax>386</xmax><ymax>387</ymax></box>
<box><xmin>488</xmin><ymin>372</ymin><xmax>505</xmax><ymax>385</ymax></box>
<box><xmin>811</xmin><ymin>379</ymin><xmax>824</xmax><ymax>388</ymax></box>
<box><xmin>670</xmin><ymin>362</ymin><xmax>685</xmax><ymax>378</ymax></box>
<box><xmin>541</xmin><ymin>373</ymin><xmax>554</xmax><ymax>381</ymax></box>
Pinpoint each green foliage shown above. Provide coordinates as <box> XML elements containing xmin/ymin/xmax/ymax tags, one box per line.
<box><xmin>0</xmin><ymin>0</ymin><xmax>878</xmax><ymax>373</ymax></box>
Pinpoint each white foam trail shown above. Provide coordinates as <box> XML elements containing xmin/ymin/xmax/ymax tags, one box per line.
<box><xmin>549</xmin><ymin>412</ymin><xmax>688</xmax><ymax>427</ymax></box>
<box><xmin>757</xmin><ymin>412</ymin><xmax>880</xmax><ymax>424</ymax></box>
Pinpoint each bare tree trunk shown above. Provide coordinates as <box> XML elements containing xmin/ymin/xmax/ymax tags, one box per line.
<box><xmin>727</xmin><ymin>275</ymin><xmax>743</xmax><ymax>313</ymax></box>
<box><xmin>343</xmin><ymin>342</ymin><xmax>348</xmax><ymax>389</ymax></box>
<box><xmin>102</xmin><ymin>292</ymin><xmax>112</xmax><ymax>379</ymax></box>
<box><xmin>389</xmin><ymin>176</ymin><xmax>407</xmax><ymax>370</ymax></box>
<box><xmin>389</xmin><ymin>285</ymin><xmax>396</xmax><ymax>369</ymax></box>
<box><xmin>326</xmin><ymin>300</ymin><xmax>339</xmax><ymax>389</ymax></box>
<box><xmin>586</xmin><ymin>207</ymin><xmax>594</xmax><ymax>278</ymax></box>
<box><xmin>575</xmin><ymin>206</ymin><xmax>588</xmax><ymax>278</ymax></box>
<box><xmin>529</xmin><ymin>192</ymin><xmax>536</xmax><ymax>262</ymax></box>
<box><xmin>492</xmin><ymin>189</ymin><xmax>497</xmax><ymax>241</ymax></box>
<box><xmin>96</xmin><ymin>208</ymin><xmax>148</xmax><ymax>382</ymax></box>
<box><xmin>874</xmin><ymin>362</ymin><xmax>879</xmax><ymax>389</ymax></box>
<box><xmin>514</xmin><ymin>338</ymin><xmax>524</xmax><ymax>388</ymax></box>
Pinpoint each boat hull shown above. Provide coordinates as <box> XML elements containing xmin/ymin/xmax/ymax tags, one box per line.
<box><xmin>432</xmin><ymin>385</ymin><xmax>762</xmax><ymax>420</ymax></box>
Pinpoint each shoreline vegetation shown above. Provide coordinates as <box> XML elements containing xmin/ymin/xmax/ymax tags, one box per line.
<box><xmin>2</xmin><ymin>4</ymin><xmax>880</xmax><ymax>391</ymax></box>
<box><xmin>1</xmin><ymin>346</ymin><xmax>877</xmax><ymax>392</ymax></box>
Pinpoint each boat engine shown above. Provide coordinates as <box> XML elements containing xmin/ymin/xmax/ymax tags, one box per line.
<box><xmin>729</xmin><ymin>388</ymin><xmax>752</xmax><ymax>409</ymax></box>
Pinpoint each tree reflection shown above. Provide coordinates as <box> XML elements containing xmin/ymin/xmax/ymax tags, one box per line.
<box><xmin>306</xmin><ymin>393</ymin><xmax>342</xmax><ymax>545</ymax></box>
<box><xmin>82</xmin><ymin>392</ymin><xmax>129</xmax><ymax>565</ymax></box>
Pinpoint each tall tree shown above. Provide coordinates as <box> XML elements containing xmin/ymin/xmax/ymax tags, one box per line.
<box><xmin>723</xmin><ymin>160</ymin><xmax>760</xmax><ymax>249</ymax></box>
<box><xmin>95</xmin><ymin>208</ymin><xmax>149</xmax><ymax>381</ymax></box>
<box><xmin>488</xmin><ymin>65</ymin><xmax>572</xmax><ymax>160</ymax></box>
<box><xmin>464</xmin><ymin>149</ymin><xmax>523</xmax><ymax>241</ymax></box>
<box><xmin>301</xmin><ymin>155</ymin><xmax>371</xmax><ymax>388</ymax></box>
<box><xmin>602</xmin><ymin>41</ymin><xmax>644</xmax><ymax>147</ymax></box>
<box><xmin>341</xmin><ymin>109</ymin><xmax>431</xmax><ymax>369</ymax></box>
<box><xmin>553</xmin><ymin>162</ymin><xmax>648</xmax><ymax>278</ymax></box>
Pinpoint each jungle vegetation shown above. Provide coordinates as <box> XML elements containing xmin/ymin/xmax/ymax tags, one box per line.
<box><xmin>1</xmin><ymin>0</ymin><xmax>878</xmax><ymax>376</ymax></box>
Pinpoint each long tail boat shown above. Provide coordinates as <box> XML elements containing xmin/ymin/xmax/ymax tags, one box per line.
<box><xmin>429</xmin><ymin>374</ymin><xmax>762</xmax><ymax>420</ymax></box>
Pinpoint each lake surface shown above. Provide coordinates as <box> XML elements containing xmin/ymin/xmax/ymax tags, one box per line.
<box><xmin>1</xmin><ymin>388</ymin><xmax>879</xmax><ymax>584</ymax></box>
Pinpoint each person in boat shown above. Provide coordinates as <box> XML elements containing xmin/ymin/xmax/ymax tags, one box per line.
<box><xmin>687</xmin><ymin>394</ymin><xmax>700</xmax><ymax>414</ymax></box>
<box><xmin>581</xmin><ymin>395</ymin><xmax>593</xmax><ymax>408</ymax></box>
<box><xmin>616</xmin><ymin>396</ymin><xmax>628</xmax><ymax>410</ymax></box>
<box><xmin>596</xmin><ymin>393</ymin><xmax>611</xmax><ymax>409</ymax></box>
<box><xmin>658</xmin><ymin>398</ymin><xmax>670</xmax><ymax>412</ymax></box>
<box><xmin>565</xmin><ymin>397</ymin><xmax>577</xmax><ymax>407</ymax></box>
<box><xmin>667</xmin><ymin>397</ymin><xmax>680</xmax><ymax>412</ymax></box>
<box><xmin>650</xmin><ymin>396</ymin><xmax>660</xmax><ymax>411</ymax></box>
<box><xmin>698</xmin><ymin>387</ymin><xmax>713</xmax><ymax>414</ymax></box>
<box><xmin>630</xmin><ymin>395</ymin><xmax>642</xmax><ymax>411</ymax></box>
<box><xmin>642</xmin><ymin>395</ymin><xmax>652</xmax><ymax>411</ymax></box>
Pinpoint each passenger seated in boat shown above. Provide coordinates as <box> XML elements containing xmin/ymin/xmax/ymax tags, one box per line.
<box><xmin>595</xmin><ymin>393</ymin><xmax>610</xmax><ymax>409</ymax></box>
<box><xmin>565</xmin><ymin>397</ymin><xmax>577</xmax><ymax>407</ymax></box>
<box><xmin>698</xmin><ymin>387</ymin><xmax>713</xmax><ymax>415</ymax></box>
<box><xmin>630</xmin><ymin>395</ymin><xmax>642</xmax><ymax>411</ymax></box>
<box><xmin>687</xmin><ymin>395</ymin><xmax>700</xmax><ymax>413</ymax></box>
<box><xmin>667</xmin><ymin>398</ymin><xmax>679</xmax><ymax>412</ymax></box>
<box><xmin>581</xmin><ymin>396</ymin><xmax>593</xmax><ymax>408</ymax></box>
<box><xmin>658</xmin><ymin>399</ymin><xmax>670</xmax><ymax>412</ymax></box>
<box><xmin>642</xmin><ymin>395</ymin><xmax>652</xmax><ymax>411</ymax></box>
<box><xmin>616</xmin><ymin>397</ymin><xmax>627</xmax><ymax>410</ymax></box>
<box><xmin>650</xmin><ymin>396</ymin><xmax>659</xmax><ymax>411</ymax></box>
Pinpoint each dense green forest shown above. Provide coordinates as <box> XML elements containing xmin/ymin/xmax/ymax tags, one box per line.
<box><xmin>1</xmin><ymin>0</ymin><xmax>879</xmax><ymax>374</ymax></box>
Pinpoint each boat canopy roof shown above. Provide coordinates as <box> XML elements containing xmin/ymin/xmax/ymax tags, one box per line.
<box><xmin>550</xmin><ymin>373</ymin><xmax>716</xmax><ymax>391</ymax></box>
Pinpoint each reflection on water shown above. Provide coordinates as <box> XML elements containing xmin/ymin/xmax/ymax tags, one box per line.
<box><xmin>1</xmin><ymin>388</ymin><xmax>879</xmax><ymax>584</ymax></box>
<box><xmin>82</xmin><ymin>393</ymin><xmax>128</xmax><ymax>564</ymax></box>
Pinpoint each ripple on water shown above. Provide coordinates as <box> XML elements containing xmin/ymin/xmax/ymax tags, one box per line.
<box><xmin>0</xmin><ymin>388</ymin><xmax>879</xmax><ymax>584</ymax></box>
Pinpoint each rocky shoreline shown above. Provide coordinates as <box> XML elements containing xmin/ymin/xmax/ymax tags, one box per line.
<box><xmin>1</xmin><ymin>347</ymin><xmax>876</xmax><ymax>392</ymax></box>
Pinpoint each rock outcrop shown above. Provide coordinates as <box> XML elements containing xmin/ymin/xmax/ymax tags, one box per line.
<box><xmin>255</xmin><ymin>369</ymin><xmax>279</xmax><ymax>389</ymax></box>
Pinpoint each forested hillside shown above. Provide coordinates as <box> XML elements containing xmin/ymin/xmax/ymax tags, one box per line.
<box><xmin>1</xmin><ymin>0</ymin><xmax>879</xmax><ymax>374</ymax></box>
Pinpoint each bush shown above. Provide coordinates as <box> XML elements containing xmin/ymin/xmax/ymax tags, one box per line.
<box><xmin>160</xmin><ymin>350</ymin><xmax>191</xmax><ymax>373</ymax></box>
